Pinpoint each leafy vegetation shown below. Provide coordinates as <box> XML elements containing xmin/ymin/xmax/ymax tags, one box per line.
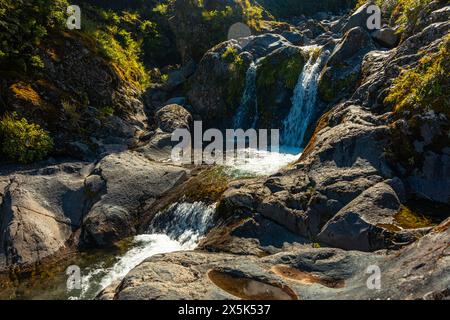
<box><xmin>200</xmin><ymin>0</ymin><xmax>265</xmax><ymax>31</ymax></box>
<box><xmin>355</xmin><ymin>0</ymin><xmax>448</xmax><ymax>34</ymax></box>
<box><xmin>385</xmin><ymin>35</ymin><xmax>450</xmax><ymax>118</ymax></box>
<box><xmin>384</xmin><ymin>35</ymin><xmax>449</xmax><ymax>174</ymax></box>
<box><xmin>222</xmin><ymin>47</ymin><xmax>242</xmax><ymax>65</ymax></box>
<box><xmin>391</xmin><ymin>0</ymin><xmax>438</xmax><ymax>33</ymax></box>
<box><xmin>80</xmin><ymin>6</ymin><xmax>151</xmax><ymax>90</ymax></box>
<box><xmin>0</xmin><ymin>0</ymin><xmax>68</xmax><ymax>72</ymax></box>
<box><xmin>0</xmin><ymin>113</ymin><xmax>53</xmax><ymax>163</ymax></box>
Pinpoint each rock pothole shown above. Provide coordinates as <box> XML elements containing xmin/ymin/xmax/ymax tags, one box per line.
<box><xmin>207</xmin><ymin>269</ymin><xmax>298</xmax><ymax>300</ymax></box>
<box><xmin>271</xmin><ymin>265</ymin><xmax>345</xmax><ymax>289</ymax></box>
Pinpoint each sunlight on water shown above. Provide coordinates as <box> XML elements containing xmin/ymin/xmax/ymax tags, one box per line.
<box><xmin>223</xmin><ymin>146</ymin><xmax>302</xmax><ymax>177</ymax></box>
<box><xmin>282</xmin><ymin>45</ymin><xmax>325</xmax><ymax>147</ymax></box>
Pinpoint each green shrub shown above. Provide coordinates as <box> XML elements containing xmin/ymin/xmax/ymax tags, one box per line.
<box><xmin>221</xmin><ymin>47</ymin><xmax>241</xmax><ymax>64</ymax></box>
<box><xmin>80</xmin><ymin>7</ymin><xmax>151</xmax><ymax>90</ymax></box>
<box><xmin>0</xmin><ymin>0</ymin><xmax>68</xmax><ymax>71</ymax></box>
<box><xmin>385</xmin><ymin>35</ymin><xmax>450</xmax><ymax>118</ymax></box>
<box><xmin>0</xmin><ymin>113</ymin><xmax>53</xmax><ymax>163</ymax></box>
<box><xmin>356</xmin><ymin>0</ymin><xmax>442</xmax><ymax>33</ymax></box>
<box><xmin>393</xmin><ymin>0</ymin><xmax>435</xmax><ymax>33</ymax></box>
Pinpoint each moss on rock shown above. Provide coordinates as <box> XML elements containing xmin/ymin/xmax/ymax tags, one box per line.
<box><xmin>255</xmin><ymin>46</ymin><xmax>306</xmax><ymax>129</ymax></box>
<box><xmin>318</xmin><ymin>66</ymin><xmax>360</xmax><ymax>102</ymax></box>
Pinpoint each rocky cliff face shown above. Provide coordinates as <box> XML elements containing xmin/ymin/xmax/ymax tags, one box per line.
<box><xmin>0</xmin><ymin>0</ymin><xmax>449</xmax><ymax>300</ymax></box>
<box><xmin>105</xmin><ymin>1</ymin><xmax>449</xmax><ymax>300</ymax></box>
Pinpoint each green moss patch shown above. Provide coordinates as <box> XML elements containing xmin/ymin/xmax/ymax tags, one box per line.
<box><xmin>394</xmin><ymin>206</ymin><xmax>434</xmax><ymax>229</ymax></box>
<box><xmin>257</xmin><ymin>49</ymin><xmax>306</xmax><ymax>90</ymax></box>
<box><xmin>385</xmin><ymin>34</ymin><xmax>450</xmax><ymax>119</ymax></box>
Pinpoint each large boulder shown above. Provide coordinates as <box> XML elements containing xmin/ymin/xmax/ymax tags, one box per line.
<box><xmin>155</xmin><ymin>104</ymin><xmax>192</xmax><ymax>133</ymax></box>
<box><xmin>187</xmin><ymin>41</ymin><xmax>250</xmax><ymax>129</ymax></box>
<box><xmin>317</xmin><ymin>180</ymin><xmax>428</xmax><ymax>252</ymax></box>
<box><xmin>82</xmin><ymin>151</ymin><xmax>188</xmax><ymax>247</ymax></box>
<box><xmin>341</xmin><ymin>2</ymin><xmax>374</xmax><ymax>33</ymax></box>
<box><xmin>371</xmin><ymin>28</ymin><xmax>399</xmax><ymax>48</ymax></box>
<box><xmin>138</xmin><ymin>104</ymin><xmax>193</xmax><ymax>162</ymax></box>
<box><xmin>0</xmin><ymin>162</ymin><xmax>95</xmax><ymax>267</ymax></box>
<box><xmin>318</xmin><ymin>26</ymin><xmax>375</xmax><ymax>102</ymax></box>
<box><xmin>0</xmin><ymin>181</ymin><xmax>72</xmax><ymax>267</ymax></box>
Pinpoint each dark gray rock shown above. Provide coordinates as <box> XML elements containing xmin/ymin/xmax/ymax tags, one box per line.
<box><xmin>342</xmin><ymin>2</ymin><xmax>374</xmax><ymax>33</ymax></box>
<box><xmin>82</xmin><ymin>151</ymin><xmax>188</xmax><ymax>246</ymax></box>
<box><xmin>155</xmin><ymin>104</ymin><xmax>192</xmax><ymax>133</ymax></box>
<box><xmin>371</xmin><ymin>28</ymin><xmax>399</xmax><ymax>48</ymax></box>
<box><xmin>317</xmin><ymin>181</ymin><xmax>422</xmax><ymax>252</ymax></box>
<box><xmin>0</xmin><ymin>162</ymin><xmax>94</xmax><ymax>266</ymax></box>
<box><xmin>281</xmin><ymin>31</ymin><xmax>305</xmax><ymax>46</ymax></box>
<box><xmin>104</xmin><ymin>218</ymin><xmax>450</xmax><ymax>300</ymax></box>
<box><xmin>318</xmin><ymin>27</ymin><xmax>375</xmax><ymax>102</ymax></box>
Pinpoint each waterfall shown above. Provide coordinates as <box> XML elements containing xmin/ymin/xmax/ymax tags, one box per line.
<box><xmin>281</xmin><ymin>47</ymin><xmax>324</xmax><ymax>148</ymax></box>
<box><xmin>79</xmin><ymin>202</ymin><xmax>215</xmax><ymax>299</ymax></box>
<box><xmin>148</xmin><ymin>201</ymin><xmax>215</xmax><ymax>248</ymax></box>
<box><xmin>233</xmin><ymin>62</ymin><xmax>258</xmax><ymax>129</ymax></box>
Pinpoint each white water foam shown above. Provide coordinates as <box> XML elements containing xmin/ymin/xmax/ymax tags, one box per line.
<box><xmin>223</xmin><ymin>146</ymin><xmax>302</xmax><ymax>177</ymax></box>
<box><xmin>282</xmin><ymin>46</ymin><xmax>324</xmax><ymax>147</ymax></box>
<box><xmin>79</xmin><ymin>202</ymin><xmax>215</xmax><ymax>299</ymax></box>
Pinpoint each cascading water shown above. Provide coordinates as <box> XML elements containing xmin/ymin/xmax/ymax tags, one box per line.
<box><xmin>226</xmin><ymin>60</ymin><xmax>303</xmax><ymax>176</ymax></box>
<box><xmin>148</xmin><ymin>201</ymin><xmax>215</xmax><ymax>247</ymax></box>
<box><xmin>281</xmin><ymin>47</ymin><xmax>324</xmax><ymax>148</ymax></box>
<box><xmin>233</xmin><ymin>62</ymin><xmax>258</xmax><ymax>129</ymax></box>
<box><xmin>78</xmin><ymin>202</ymin><xmax>215</xmax><ymax>299</ymax></box>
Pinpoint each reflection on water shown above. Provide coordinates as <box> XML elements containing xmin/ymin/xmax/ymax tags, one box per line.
<box><xmin>0</xmin><ymin>238</ymin><xmax>133</xmax><ymax>300</ymax></box>
<box><xmin>208</xmin><ymin>269</ymin><xmax>298</xmax><ymax>300</ymax></box>
<box><xmin>0</xmin><ymin>202</ymin><xmax>216</xmax><ymax>300</ymax></box>
<box><xmin>271</xmin><ymin>265</ymin><xmax>345</xmax><ymax>289</ymax></box>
